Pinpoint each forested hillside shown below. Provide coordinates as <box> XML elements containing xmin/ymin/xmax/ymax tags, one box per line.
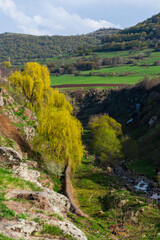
<box><xmin>0</xmin><ymin>29</ymin><xmax>118</xmax><ymax>65</ymax></box>
<box><xmin>100</xmin><ymin>13</ymin><xmax>160</xmax><ymax>51</ymax></box>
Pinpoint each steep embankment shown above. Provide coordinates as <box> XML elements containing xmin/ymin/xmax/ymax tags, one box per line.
<box><xmin>0</xmin><ymin>86</ymin><xmax>87</xmax><ymax>240</ymax></box>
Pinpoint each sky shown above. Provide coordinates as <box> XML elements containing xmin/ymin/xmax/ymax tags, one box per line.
<box><xmin>0</xmin><ymin>0</ymin><xmax>160</xmax><ymax>36</ymax></box>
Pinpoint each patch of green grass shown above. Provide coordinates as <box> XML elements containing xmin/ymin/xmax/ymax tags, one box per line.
<box><xmin>0</xmin><ymin>136</ymin><xmax>15</xmax><ymax>148</ymax></box>
<box><xmin>0</xmin><ymin>188</ymin><xmax>29</xmax><ymax>220</ymax></box>
<box><xmin>41</xmin><ymin>224</ymin><xmax>76</xmax><ymax>239</ymax></box>
<box><xmin>34</xmin><ymin>209</ymin><xmax>45</xmax><ymax>214</ymax></box>
<box><xmin>0</xmin><ymin>168</ymin><xmax>42</xmax><ymax>191</ymax></box>
<box><xmin>33</xmin><ymin>217</ymin><xmax>44</xmax><ymax>224</ymax></box>
<box><xmin>48</xmin><ymin>213</ymin><xmax>64</xmax><ymax>221</ymax></box>
<box><xmin>127</xmin><ymin>158</ymin><xmax>156</xmax><ymax>178</ymax></box>
<box><xmin>17</xmin><ymin>213</ymin><xmax>27</xmax><ymax>219</ymax></box>
<box><xmin>52</xmin><ymin>177</ymin><xmax>62</xmax><ymax>193</ymax></box>
<box><xmin>13</xmin><ymin>108</ymin><xmax>27</xmax><ymax>120</ymax></box>
<box><xmin>41</xmin><ymin>224</ymin><xmax>63</xmax><ymax>235</ymax></box>
<box><xmin>0</xmin><ymin>201</ymin><xmax>16</xmax><ymax>219</ymax></box>
<box><xmin>0</xmin><ymin>234</ymin><xmax>15</xmax><ymax>240</ymax></box>
<box><xmin>0</xmin><ymin>190</ymin><xmax>19</xmax><ymax>219</ymax></box>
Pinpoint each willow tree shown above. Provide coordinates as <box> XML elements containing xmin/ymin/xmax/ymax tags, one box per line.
<box><xmin>9</xmin><ymin>62</ymin><xmax>83</xmax><ymax>172</ymax></box>
<box><xmin>9</xmin><ymin>62</ymin><xmax>50</xmax><ymax>112</ymax></box>
<box><xmin>89</xmin><ymin>114</ymin><xmax>123</xmax><ymax>164</ymax></box>
<box><xmin>34</xmin><ymin>105</ymin><xmax>83</xmax><ymax>172</ymax></box>
<box><xmin>47</xmin><ymin>88</ymin><xmax>73</xmax><ymax>113</ymax></box>
<box><xmin>8</xmin><ymin>71</ymin><xmax>22</xmax><ymax>88</ymax></box>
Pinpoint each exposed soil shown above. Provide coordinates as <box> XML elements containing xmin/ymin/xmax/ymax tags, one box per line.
<box><xmin>52</xmin><ymin>84</ymin><xmax>128</xmax><ymax>88</ymax></box>
<box><xmin>0</xmin><ymin>114</ymin><xmax>33</xmax><ymax>155</ymax></box>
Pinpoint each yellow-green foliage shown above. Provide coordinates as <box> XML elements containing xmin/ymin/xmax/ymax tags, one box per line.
<box><xmin>89</xmin><ymin>114</ymin><xmax>122</xmax><ymax>136</ymax></box>
<box><xmin>2</xmin><ymin>61</ymin><xmax>12</xmax><ymax>69</ymax></box>
<box><xmin>47</xmin><ymin>88</ymin><xmax>73</xmax><ymax>113</ymax></box>
<box><xmin>89</xmin><ymin>114</ymin><xmax>123</xmax><ymax>164</ymax></box>
<box><xmin>8</xmin><ymin>71</ymin><xmax>22</xmax><ymax>88</ymax></box>
<box><xmin>9</xmin><ymin>62</ymin><xmax>50</xmax><ymax>111</ymax></box>
<box><xmin>34</xmin><ymin>106</ymin><xmax>83</xmax><ymax>170</ymax></box>
<box><xmin>9</xmin><ymin>62</ymin><xmax>83</xmax><ymax>171</ymax></box>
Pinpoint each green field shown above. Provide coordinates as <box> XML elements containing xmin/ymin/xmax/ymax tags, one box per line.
<box><xmin>82</xmin><ymin>64</ymin><xmax>160</xmax><ymax>75</ymax></box>
<box><xmin>49</xmin><ymin>49</ymin><xmax>160</xmax><ymax>87</ymax></box>
<box><xmin>51</xmin><ymin>74</ymin><xmax>143</xmax><ymax>86</ymax></box>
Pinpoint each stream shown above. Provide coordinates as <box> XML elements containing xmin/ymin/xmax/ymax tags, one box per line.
<box><xmin>114</xmin><ymin>161</ymin><xmax>160</xmax><ymax>201</ymax></box>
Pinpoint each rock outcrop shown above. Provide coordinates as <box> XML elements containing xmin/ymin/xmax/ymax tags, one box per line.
<box><xmin>48</xmin><ymin>219</ymin><xmax>87</xmax><ymax>240</ymax></box>
<box><xmin>0</xmin><ymin>87</ymin><xmax>88</xmax><ymax>240</ymax></box>
<box><xmin>0</xmin><ymin>90</ymin><xmax>4</xmax><ymax>107</ymax></box>
<box><xmin>13</xmin><ymin>163</ymin><xmax>41</xmax><ymax>187</ymax></box>
<box><xmin>0</xmin><ymin>147</ymin><xmax>22</xmax><ymax>166</ymax></box>
<box><xmin>0</xmin><ymin>219</ymin><xmax>40</xmax><ymax>240</ymax></box>
<box><xmin>2</xmin><ymin>150</ymin><xmax>87</xmax><ymax>240</ymax></box>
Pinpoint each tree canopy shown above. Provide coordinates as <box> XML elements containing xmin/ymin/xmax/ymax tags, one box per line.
<box><xmin>2</xmin><ymin>61</ymin><xmax>12</xmax><ymax>69</ymax></box>
<box><xmin>34</xmin><ymin>107</ymin><xmax>83</xmax><ymax>171</ymax></box>
<box><xmin>9</xmin><ymin>62</ymin><xmax>50</xmax><ymax>111</ymax></box>
<box><xmin>89</xmin><ymin>114</ymin><xmax>123</xmax><ymax>165</ymax></box>
<box><xmin>9</xmin><ymin>62</ymin><xmax>83</xmax><ymax>172</ymax></box>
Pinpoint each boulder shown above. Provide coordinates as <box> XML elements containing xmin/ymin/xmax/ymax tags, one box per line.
<box><xmin>118</xmin><ymin>199</ymin><xmax>129</xmax><ymax>208</ymax></box>
<box><xmin>13</xmin><ymin>163</ymin><xmax>41</xmax><ymax>187</ymax></box>
<box><xmin>0</xmin><ymin>147</ymin><xmax>22</xmax><ymax>166</ymax></box>
<box><xmin>48</xmin><ymin>219</ymin><xmax>87</xmax><ymax>240</ymax></box>
<box><xmin>44</xmin><ymin>188</ymin><xmax>71</xmax><ymax>214</ymax></box>
<box><xmin>26</xmin><ymin>160</ymin><xmax>38</xmax><ymax>169</ymax></box>
<box><xmin>6</xmin><ymin>189</ymin><xmax>70</xmax><ymax>216</ymax></box>
<box><xmin>0</xmin><ymin>92</ymin><xmax>4</xmax><ymax>107</ymax></box>
<box><xmin>0</xmin><ymin>219</ymin><xmax>40</xmax><ymax>240</ymax></box>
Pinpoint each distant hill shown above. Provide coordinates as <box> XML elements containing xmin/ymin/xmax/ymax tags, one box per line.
<box><xmin>0</xmin><ymin>28</ymin><xmax>119</xmax><ymax>65</ymax></box>
<box><xmin>1</xmin><ymin>12</ymin><xmax>159</xmax><ymax>65</ymax></box>
<box><xmin>100</xmin><ymin>13</ymin><xmax>160</xmax><ymax>51</ymax></box>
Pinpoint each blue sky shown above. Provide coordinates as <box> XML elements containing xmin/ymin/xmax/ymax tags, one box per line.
<box><xmin>0</xmin><ymin>0</ymin><xmax>160</xmax><ymax>36</ymax></box>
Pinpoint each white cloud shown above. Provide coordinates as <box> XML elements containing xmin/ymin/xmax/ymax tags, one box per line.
<box><xmin>0</xmin><ymin>0</ymin><xmax>50</xmax><ymax>35</ymax></box>
<box><xmin>0</xmin><ymin>0</ymin><xmax>121</xmax><ymax>35</ymax></box>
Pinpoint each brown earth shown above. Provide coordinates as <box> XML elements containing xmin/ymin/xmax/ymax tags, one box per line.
<box><xmin>0</xmin><ymin>113</ymin><xmax>33</xmax><ymax>155</ymax></box>
<box><xmin>52</xmin><ymin>84</ymin><xmax>128</xmax><ymax>88</ymax></box>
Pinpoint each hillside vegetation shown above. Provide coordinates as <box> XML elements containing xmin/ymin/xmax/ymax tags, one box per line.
<box><xmin>0</xmin><ymin>29</ymin><xmax>118</xmax><ymax>65</ymax></box>
<box><xmin>100</xmin><ymin>13</ymin><xmax>160</xmax><ymax>51</ymax></box>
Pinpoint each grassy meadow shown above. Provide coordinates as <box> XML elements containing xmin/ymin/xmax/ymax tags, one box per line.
<box><xmin>50</xmin><ymin>49</ymin><xmax>160</xmax><ymax>88</ymax></box>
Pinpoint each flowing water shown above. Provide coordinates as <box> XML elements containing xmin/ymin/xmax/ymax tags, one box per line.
<box><xmin>115</xmin><ymin>164</ymin><xmax>160</xmax><ymax>201</ymax></box>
